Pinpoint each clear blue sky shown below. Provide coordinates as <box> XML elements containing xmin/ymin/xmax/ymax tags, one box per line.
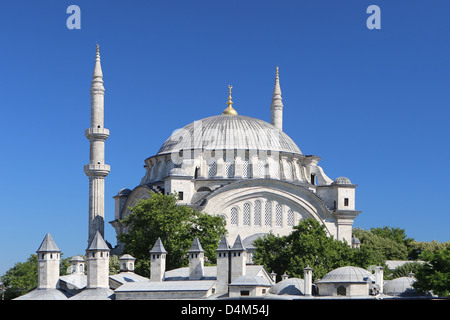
<box><xmin>1</xmin><ymin>0</ymin><xmax>449</xmax><ymax>275</ymax></box>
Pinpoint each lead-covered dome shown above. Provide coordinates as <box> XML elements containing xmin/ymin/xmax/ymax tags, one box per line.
<box><xmin>157</xmin><ymin>115</ymin><xmax>302</xmax><ymax>155</ymax></box>
<box><xmin>316</xmin><ymin>266</ymin><xmax>374</xmax><ymax>284</ymax></box>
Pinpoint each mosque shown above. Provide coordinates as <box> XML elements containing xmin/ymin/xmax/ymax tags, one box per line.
<box><xmin>15</xmin><ymin>47</ymin><xmax>426</xmax><ymax>300</ymax></box>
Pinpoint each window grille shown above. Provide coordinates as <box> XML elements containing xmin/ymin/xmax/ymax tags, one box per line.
<box><xmin>270</xmin><ymin>160</ymin><xmax>280</xmax><ymax>179</ymax></box>
<box><xmin>264</xmin><ymin>201</ymin><xmax>272</xmax><ymax>227</ymax></box>
<box><xmin>225</xmin><ymin>158</ymin><xmax>234</xmax><ymax>178</ymax></box>
<box><xmin>208</xmin><ymin>159</ymin><xmax>217</xmax><ymax>178</ymax></box>
<box><xmin>258</xmin><ymin>160</ymin><xmax>266</xmax><ymax>178</ymax></box>
<box><xmin>242</xmin><ymin>158</ymin><xmax>250</xmax><ymax>178</ymax></box>
<box><xmin>284</xmin><ymin>161</ymin><xmax>292</xmax><ymax>180</ymax></box>
<box><xmin>275</xmin><ymin>203</ymin><xmax>282</xmax><ymax>226</ymax></box>
<box><xmin>243</xmin><ymin>202</ymin><xmax>250</xmax><ymax>226</ymax></box>
<box><xmin>230</xmin><ymin>207</ymin><xmax>238</xmax><ymax>226</ymax></box>
<box><xmin>287</xmin><ymin>210</ymin><xmax>294</xmax><ymax>226</ymax></box>
<box><xmin>254</xmin><ymin>200</ymin><xmax>261</xmax><ymax>226</ymax></box>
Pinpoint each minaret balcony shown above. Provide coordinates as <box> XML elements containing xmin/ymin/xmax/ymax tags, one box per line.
<box><xmin>84</xmin><ymin>163</ymin><xmax>111</xmax><ymax>177</ymax></box>
<box><xmin>85</xmin><ymin>128</ymin><xmax>110</xmax><ymax>140</ymax></box>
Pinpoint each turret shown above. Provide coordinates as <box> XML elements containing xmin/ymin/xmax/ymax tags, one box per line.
<box><xmin>150</xmin><ymin>237</ymin><xmax>167</xmax><ymax>282</ymax></box>
<box><xmin>230</xmin><ymin>235</ymin><xmax>246</xmax><ymax>283</ymax></box>
<box><xmin>69</xmin><ymin>256</ymin><xmax>85</xmax><ymax>274</ymax></box>
<box><xmin>216</xmin><ymin>235</ymin><xmax>231</xmax><ymax>295</ymax></box>
<box><xmin>86</xmin><ymin>231</ymin><xmax>110</xmax><ymax>289</ymax></box>
<box><xmin>84</xmin><ymin>45</ymin><xmax>110</xmax><ymax>245</ymax></box>
<box><xmin>119</xmin><ymin>254</ymin><xmax>136</xmax><ymax>272</ymax></box>
<box><xmin>188</xmin><ymin>237</ymin><xmax>205</xmax><ymax>280</ymax></box>
<box><xmin>36</xmin><ymin>233</ymin><xmax>61</xmax><ymax>290</ymax></box>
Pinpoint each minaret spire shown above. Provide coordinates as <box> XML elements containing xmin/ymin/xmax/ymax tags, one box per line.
<box><xmin>271</xmin><ymin>66</ymin><xmax>284</xmax><ymax>131</ymax></box>
<box><xmin>84</xmin><ymin>45</ymin><xmax>110</xmax><ymax>245</ymax></box>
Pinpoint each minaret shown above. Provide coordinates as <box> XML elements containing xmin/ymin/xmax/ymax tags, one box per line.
<box><xmin>271</xmin><ymin>67</ymin><xmax>283</xmax><ymax>131</ymax></box>
<box><xmin>84</xmin><ymin>45</ymin><xmax>110</xmax><ymax>244</ymax></box>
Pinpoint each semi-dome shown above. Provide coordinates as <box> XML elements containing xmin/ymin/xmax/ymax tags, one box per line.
<box><xmin>157</xmin><ymin>115</ymin><xmax>302</xmax><ymax>156</ymax></box>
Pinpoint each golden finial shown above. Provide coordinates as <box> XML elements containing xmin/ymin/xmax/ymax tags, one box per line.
<box><xmin>222</xmin><ymin>84</ymin><xmax>238</xmax><ymax>116</ymax></box>
<box><xmin>96</xmin><ymin>43</ymin><xmax>99</xmax><ymax>53</ymax></box>
<box><xmin>227</xmin><ymin>85</ymin><xmax>233</xmax><ymax>105</ymax></box>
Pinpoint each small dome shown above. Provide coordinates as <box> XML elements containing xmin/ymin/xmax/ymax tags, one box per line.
<box><xmin>230</xmin><ymin>275</ymin><xmax>272</xmax><ymax>287</ymax></box>
<box><xmin>269</xmin><ymin>278</ymin><xmax>305</xmax><ymax>295</ymax></box>
<box><xmin>352</xmin><ymin>236</ymin><xmax>361</xmax><ymax>245</ymax></box>
<box><xmin>70</xmin><ymin>255</ymin><xmax>85</xmax><ymax>262</ymax></box>
<box><xmin>384</xmin><ymin>276</ymin><xmax>417</xmax><ymax>297</ymax></box>
<box><xmin>117</xmin><ymin>188</ymin><xmax>132</xmax><ymax>196</ymax></box>
<box><xmin>119</xmin><ymin>254</ymin><xmax>136</xmax><ymax>261</ymax></box>
<box><xmin>332</xmin><ymin>177</ymin><xmax>352</xmax><ymax>185</ymax></box>
<box><xmin>316</xmin><ymin>266</ymin><xmax>373</xmax><ymax>284</ymax></box>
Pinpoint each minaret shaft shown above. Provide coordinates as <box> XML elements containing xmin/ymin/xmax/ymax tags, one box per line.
<box><xmin>85</xmin><ymin>46</ymin><xmax>110</xmax><ymax>245</ymax></box>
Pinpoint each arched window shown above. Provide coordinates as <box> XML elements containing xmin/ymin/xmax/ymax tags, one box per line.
<box><xmin>242</xmin><ymin>158</ymin><xmax>250</xmax><ymax>178</ymax></box>
<box><xmin>283</xmin><ymin>161</ymin><xmax>293</xmax><ymax>180</ymax></box>
<box><xmin>270</xmin><ymin>160</ymin><xmax>280</xmax><ymax>179</ymax></box>
<box><xmin>275</xmin><ymin>203</ymin><xmax>282</xmax><ymax>227</ymax></box>
<box><xmin>258</xmin><ymin>160</ymin><xmax>267</xmax><ymax>178</ymax></box>
<box><xmin>208</xmin><ymin>159</ymin><xmax>217</xmax><ymax>178</ymax></box>
<box><xmin>264</xmin><ymin>201</ymin><xmax>272</xmax><ymax>227</ymax></box>
<box><xmin>287</xmin><ymin>209</ymin><xmax>294</xmax><ymax>226</ymax></box>
<box><xmin>243</xmin><ymin>202</ymin><xmax>251</xmax><ymax>226</ymax></box>
<box><xmin>225</xmin><ymin>158</ymin><xmax>234</xmax><ymax>178</ymax></box>
<box><xmin>337</xmin><ymin>286</ymin><xmax>346</xmax><ymax>296</ymax></box>
<box><xmin>254</xmin><ymin>200</ymin><xmax>261</xmax><ymax>226</ymax></box>
<box><xmin>230</xmin><ymin>207</ymin><xmax>238</xmax><ymax>226</ymax></box>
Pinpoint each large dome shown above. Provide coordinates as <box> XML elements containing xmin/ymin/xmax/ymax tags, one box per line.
<box><xmin>157</xmin><ymin>115</ymin><xmax>302</xmax><ymax>155</ymax></box>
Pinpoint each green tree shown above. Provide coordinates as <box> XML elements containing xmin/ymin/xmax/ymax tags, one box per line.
<box><xmin>413</xmin><ymin>247</ymin><xmax>450</xmax><ymax>298</ymax></box>
<box><xmin>253</xmin><ymin>218</ymin><xmax>375</xmax><ymax>281</ymax></box>
<box><xmin>409</xmin><ymin>240</ymin><xmax>450</xmax><ymax>260</ymax></box>
<box><xmin>0</xmin><ymin>255</ymin><xmax>38</xmax><ymax>300</ymax></box>
<box><xmin>109</xmin><ymin>255</ymin><xmax>120</xmax><ymax>275</ymax></box>
<box><xmin>352</xmin><ymin>227</ymin><xmax>409</xmax><ymax>260</ymax></box>
<box><xmin>391</xmin><ymin>261</ymin><xmax>423</xmax><ymax>279</ymax></box>
<box><xmin>370</xmin><ymin>226</ymin><xmax>414</xmax><ymax>247</ymax></box>
<box><xmin>118</xmin><ymin>192</ymin><xmax>227</xmax><ymax>276</ymax></box>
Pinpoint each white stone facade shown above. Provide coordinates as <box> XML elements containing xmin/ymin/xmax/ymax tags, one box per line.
<box><xmin>110</xmin><ymin>69</ymin><xmax>361</xmax><ymax>251</ymax></box>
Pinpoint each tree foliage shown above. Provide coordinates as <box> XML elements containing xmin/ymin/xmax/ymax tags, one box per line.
<box><xmin>118</xmin><ymin>192</ymin><xmax>227</xmax><ymax>276</ymax></box>
<box><xmin>0</xmin><ymin>255</ymin><xmax>38</xmax><ymax>300</ymax></box>
<box><xmin>409</xmin><ymin>240</ymin><xmax>450</xmax><ymax>260</ymax></box>
<box><xmin>253</xmin><ymin>219</ymin><xmax>380</xmax><ymax>281</ymax></box>
<box><xmin>352</xmin><ymin>227</ymin><xmax>409</xmax><ymax>260</ymax></box>
<box><xmin>390</xmin><ymin>261</ymin><xmax>423</xmax><ymax>279</ymax></box>
<box><xmin>413</xmin><ymin>247</ymin><xmax>450</xmax><ymax>298</ymax></box>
